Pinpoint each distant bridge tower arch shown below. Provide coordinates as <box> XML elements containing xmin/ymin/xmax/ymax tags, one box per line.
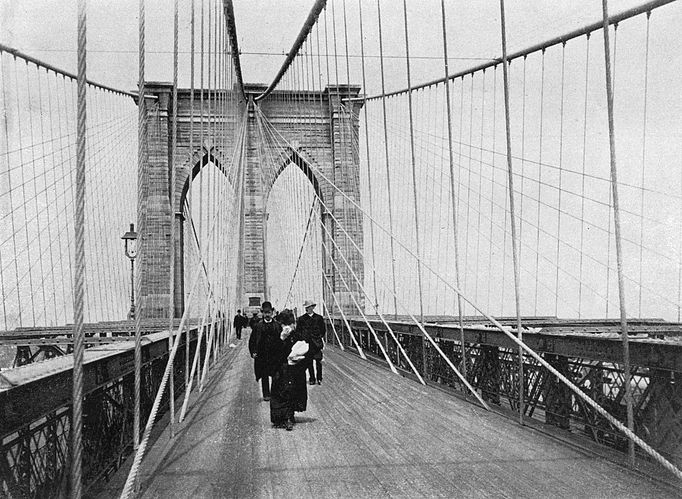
<box><xmin>245</xmin><ymin>84</ymin><xmax>365</xmax><ymax>315</ymax></box>
<box><xmin>263</xmin><ymin>147</ymin><xmax>326</xmax><ymax>312</ymax></box>
<box><xmin>177</xmin><ymin>148</ymin><xmax>234</xmax><ymax>318</ymax></box>
<box><xmin>137</xmin><ymin>82</ymin><xmax>364</xmax><ymax>318</ymax></box>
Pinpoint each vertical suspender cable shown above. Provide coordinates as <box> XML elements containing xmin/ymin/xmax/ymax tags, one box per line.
<box><xmin>516</xmin><ymin>57</ymin><xmax>527</xmax><ymax>311</ymax></box>
<box><xmin>637</xmin><ymin>12</ymin><xmax>651</xmax><ymax>316</ymax></box>
<box><xmin>534</xmin><ymin>51</ymin><xmax>545</xmax><ymax>315</ymax></box>
<box><xmin>1</xmin><ymin>54</ymin><xmax>22</xmax><ymax>326</ymax></box>
<box><xmin>440</xmin><ymin>0</ymin><xmax>467</xmax><ymax>382</ymax></box>
<box><xmin>168</xmin><ymin>0</ymin><xmax>179</xmax><ymax>439</ymax></box>
<box><xmin>135</xmin><ymin>0</ymin><xmax>146</xmax><ymax>457</ymax></box>
<box><xmin>376</xmin><ymin>0</ymin><xmax>398</xmax><ymax>318</ymax></box>
<box><xmin>43</xmin><ymin>70</ymin><xmax>60</xmax><ymax>325</ymax></box>
<box><xmin>208</xmin><ymin>0</ymin><xmax>216</xmax><ymax>366</ymax></box>
<box><xmin>487</xmin><ymin>67</ymin><xmax>498</xmax><ymax>313</ymax></box>
<box><xmin>498</xmin><ymin>0</ymin><xmax>525</xmax><ymax>425</ymax></box>
<box><xmin>199</xmin><ymin>0</ymin><xmax>205</xmax><ymax>330</ymax></box>
<box><xmin>555</xmin><ymin>43</ymin><xmax>566</xmax><ymax>316</ymax></box>
<box><xmin>71</xmin><ymin>1</ymin><xmax>86</xmax><ymax>496</ymax></box>
<box><xmin>198</xmin><ymin>0</ymin><xmax>205</xmax><ymax>382</ymax></box>
<box><xmin>456</xmin><ymin>78</ymin><xmax>467</xmax><ymax>314</ymax></box>
<box><xmin>401</xmin><ymin>0</ymin><xmax>424</xmax><ymax>322</ymax></box>
<box><xmin>60</xmin><ymin>75</ymin><xmax>74</xmax><ymax>322</ymax></box>
<box><xmin>474</xmin><ymin>70</ymin><xmax>486</xmax><ymax>308</ymax></box>
<box><xmin>330</xmin><ymin>0</ymin><xmax>339</xmax><ymax>307</ymax></box>
<box><xmin>605</xmin><ymin>24</ymin><xmax>618</xmax><ymax>317</ymax></box>
<box><xmin>357</xmin><ymin>0</ymin><xmax>379</xmax><ymax>310</ymax></box>
<box><xmin>323</xmin><ymin>6</ymin><xmax>334</xmax><ymax>317</ymax></box>
<box><xmin>463</xmin><ymin>74</ymin><xmax>474</xmax><ymax>307</ymax></box>
<box><xmin>600</xmin><ymin>0</ymin><xmax>635</xmax><ymax>467</ymax></box>
<box><xmin>28</xmin><ymin>64</ymin><xmax>48</xmax><ymax>323</ymax></box>
<box><xmin>187</xmin><ymin>0</ymin><xmax>195</xmax><ymax>391</ymax></box>
<box><xmin>0</xmin><ymin>56</ymin><xmax>9</xmax><ymax>329</ymax></box>
<box><xmin>341</xmin><ymin>1</ymin><xmax>361</xmax><ymax>296</ymax></box>
<box><xmin>14</xmin><ymin>61</ymin><xmax>34</xmax><ymax>325</ymax></box>
<box><xmin>578</xmin><ymin>35</ymin><xmax>591</xmax><ymax>318</ymax></box>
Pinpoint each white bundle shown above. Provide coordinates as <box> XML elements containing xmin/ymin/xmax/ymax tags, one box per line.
<box><xmin>287</xmin><ymin>340</ymin><xmax>309</xmax><ymax>365</ymax></box>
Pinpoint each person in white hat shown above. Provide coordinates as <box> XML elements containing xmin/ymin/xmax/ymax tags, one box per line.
<box><xmin>297</xmin><ymin>299</ymin><xmax>325</xmax><ymax>385</ymax></box>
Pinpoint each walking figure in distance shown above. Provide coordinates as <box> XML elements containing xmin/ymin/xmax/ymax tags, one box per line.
<box><xmin>233</xmin><ymin>309</ymin><xmax>244</xmax><ymax>340</ymax></box>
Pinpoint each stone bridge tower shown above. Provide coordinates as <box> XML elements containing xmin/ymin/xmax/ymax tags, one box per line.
<box><xmin>137</xmin><ymin>82</ymin><xmax>363</xmax><ymax>318</ymax></box>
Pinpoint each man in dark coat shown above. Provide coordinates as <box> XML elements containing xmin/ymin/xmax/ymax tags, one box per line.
<box><xmin>233</xmin><ymin>309</ymin><xmax>243</xmax><ymax>339</ymax></box>
<box><xmin>297</xmin><ymin>299</ymin><xmax>325</xmax><ymax>385</ymax></box>
<box><xmin>248</xmin><ymin>301</ymin><xmax>282</xmax><ymax>401</ymax></box>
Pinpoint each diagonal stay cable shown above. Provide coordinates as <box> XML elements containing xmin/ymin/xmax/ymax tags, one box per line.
<box><xmin>283</xmin><ymin>196</ymin><xmax>318</xmax><ymax>306</ymax></box>
<box><xmin>255</xmin><ymin>84</ymin><xmax>682</xmax><ymax>479</ymax></box>
<box><xmin>120</xmin><ymin>107</ymin><xmax>250</xmax><ymax>498</ymax></box>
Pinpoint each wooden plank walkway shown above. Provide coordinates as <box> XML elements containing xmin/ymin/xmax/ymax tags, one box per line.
<box><xmin>105</xmin><ymin>335</ymin><xmax>677</xmax><ymax>498</ymax></box>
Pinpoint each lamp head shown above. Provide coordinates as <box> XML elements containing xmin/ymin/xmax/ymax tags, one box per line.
<box><xmin>122</xmin><ymin>223</ymin><xmax>138</xmax><ymax>259</ymax></box>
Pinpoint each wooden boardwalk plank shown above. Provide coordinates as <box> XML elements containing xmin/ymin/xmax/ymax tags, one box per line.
<box><xmin>118</xmin><ymin>337</ymin><xmax>678</xmax><ymax>498</ymax></box>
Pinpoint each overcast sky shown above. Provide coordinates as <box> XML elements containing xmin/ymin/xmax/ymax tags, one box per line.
<box><xmin>0</xmin><ymin>0</ymin><xmax>656</xmax><ymax>94</ymax></box>
<box><xmin>3</xmin><ymin>0</ymin><xmax>681</xmax><ymax>322</ymax></box>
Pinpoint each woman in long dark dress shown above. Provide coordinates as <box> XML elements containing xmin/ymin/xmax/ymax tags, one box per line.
<box><xmin>270</xmin><ymin>309</ymin><xmax>310</xmax><ymax>430</ymax></box>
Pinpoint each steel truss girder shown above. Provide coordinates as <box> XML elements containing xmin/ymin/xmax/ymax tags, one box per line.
<box><xmin>1</xmin><ymin>327</ymin><xmax>205</xmax><ymax>497</ymax></box>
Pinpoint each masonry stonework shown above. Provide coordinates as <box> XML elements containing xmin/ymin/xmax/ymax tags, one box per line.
<box><xmin>138</xmin><ymin>83</ymin><xmax>363</xmax><ymax>318</ymax></box>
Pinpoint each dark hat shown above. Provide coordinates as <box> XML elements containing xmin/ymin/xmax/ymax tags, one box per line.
<box><xmin>261</xmin><ymin>301</ymin><xmax>273</xmax><ymax>312</ymax></box>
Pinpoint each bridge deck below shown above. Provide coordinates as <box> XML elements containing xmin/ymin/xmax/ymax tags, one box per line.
<box><xmin>112</xmin><ymin>337</ymin><xmax>674</xmax><ymax>498</ymax></box>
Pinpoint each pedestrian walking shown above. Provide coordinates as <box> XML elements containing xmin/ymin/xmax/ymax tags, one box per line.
<box><xmin>248</xmin><ymin>301</ymin><xmax>282</xmax><ymax>401</ymax></box>
<box><xmin>297</xmin><ymin>299</ymin><xmax>325</xmax><ymax>385</ymax></box>
<box><xmin>233</xmin><ymin>309</ymin><xmax>244</xmax><ymax>339</ymax></box>
<box><xmin>269</xmin><ymin>309</ymin><xmax>311</xmax><ymax>431</ymax></box>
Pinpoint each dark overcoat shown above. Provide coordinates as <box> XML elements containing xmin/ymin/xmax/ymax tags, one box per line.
<box><xmin>270</xmin><ymin>328</ymin><xmax>312</xmax><ymax>424</ymax></box>
<box><xmin>248</xmin><ymin>319</ymin><xmax>283</xmax><ymax>380</ymax></box>
<box><xmin>296</xmin><ymin>312</ymin><xmax>325</xmax><ymax>359</ymax></box>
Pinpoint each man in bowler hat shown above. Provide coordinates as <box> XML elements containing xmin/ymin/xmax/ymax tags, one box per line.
<box><xmin>248</xmin><ymin>301</ymin><xmax>282</xmax><ymax>400</ymax></box>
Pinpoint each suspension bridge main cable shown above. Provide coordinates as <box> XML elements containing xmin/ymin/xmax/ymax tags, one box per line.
<box><xmin>353</xmin><ymin>0</ymin><xmax>676</xmax><ymax>102</ymax></box>
<box><xmin>255</xmin><ymin>0</ymin><xmax>327</xmax><ymax>102</ymax></box>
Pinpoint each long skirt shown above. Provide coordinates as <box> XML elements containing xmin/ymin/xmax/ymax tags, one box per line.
<box><xmin>270</xmin><ymin>362</ymin><xmax>308</xmax><ymax>426</ymax></box>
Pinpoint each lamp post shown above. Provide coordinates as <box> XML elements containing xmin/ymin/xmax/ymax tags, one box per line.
<box><xmin>122</xmin><ymin>223</ymin><xmax>138</xmax><ymax>320</ymax></box>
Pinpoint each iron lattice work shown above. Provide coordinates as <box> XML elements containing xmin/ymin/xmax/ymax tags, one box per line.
<box><xmin>0</xmin><ymin>328</ymin><xmax>209</xmax><ymax>498</ymax></box>
<box><xmin>327</xmin><ymin>318</ymin><xmax>682</xmax><ymax>470</ymax></box>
